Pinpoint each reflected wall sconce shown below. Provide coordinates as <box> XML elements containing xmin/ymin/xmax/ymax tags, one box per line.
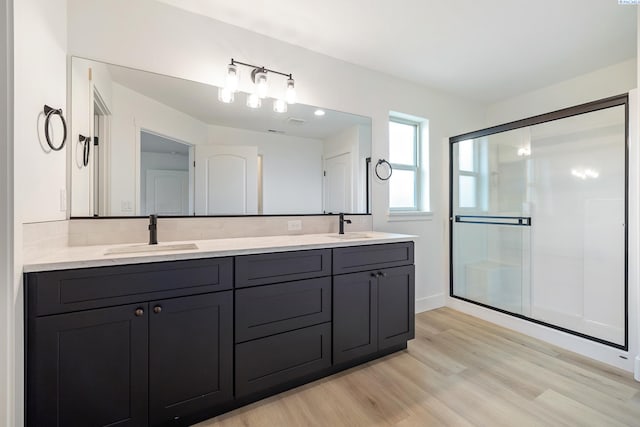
<box><xmin>218</xmin><ymin>58</ymin><xmax>296</xmax><ymax>113</ymax></box>
<box><xmin>571</xmin><ymin>168</ymin><xmax>599</xmax><ymax>180</ymax></box>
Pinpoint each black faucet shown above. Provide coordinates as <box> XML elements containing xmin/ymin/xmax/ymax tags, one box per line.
<box><xmin>338</xmin><ymin>213</ymin><xmax>352</xmax><ymax>235</ymax></box>
<box><xmin>148</xmin><ymin>214</ymin><xmax>158</xmax><ymax>245</ymax></box>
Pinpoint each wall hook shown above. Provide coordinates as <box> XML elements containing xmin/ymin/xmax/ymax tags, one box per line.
<box><xmin>79</xmin><ymin>134</ymin><xmax>91</xmax><ymax>167</ymax></box>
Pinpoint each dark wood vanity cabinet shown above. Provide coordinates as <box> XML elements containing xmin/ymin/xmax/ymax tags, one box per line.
<box><xmin>25</xmin><ymin>258</ymin><xmax>234</xmax><ymax>427</ymax></box>
<box><xmin>25</xmin><ymin>241</ymin><xmax>415</xmax><ymax>426</ymax></box>
<box><xmin>333</xmin><ymin>242</ymin><xmax>415</xmax><ymax>365</ymax></box>
<box><xmin>234</xmin><ymin>249</ymin><xmax>332</xmax><ymax>397</ymax></box>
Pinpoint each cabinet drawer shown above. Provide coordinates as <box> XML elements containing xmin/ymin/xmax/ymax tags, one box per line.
<box><xmin>333</xmin><ymin>242</ymin><xmax>414</xmax><ymax>275</ymax></box>
<box><xmin>236</xmin><ymin>277</ymin><xmax>331</xmax><ymax>343</ymax></box>
<box><xmin>235</xmin><ymin>249</ymin><xmax>331</xmax><ymax>288</ymax></box>
<box><xmin>235</xmin><ymin>323</ymin><xmax>331</xmax><ymax>397</ymax></box>
<box><xmin>26</xmin><ymin>258</ymin><xmax>233</xmax><ymax>316</ymax></box>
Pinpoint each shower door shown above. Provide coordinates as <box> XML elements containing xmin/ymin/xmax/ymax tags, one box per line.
<box><xmin>450</xmin><ymin>96</ymin><xmax>627</xmax><ymax>349</ymax></box>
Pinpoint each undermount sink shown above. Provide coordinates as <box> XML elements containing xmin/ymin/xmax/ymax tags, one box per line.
<box><xmin>327</xmin><ymin>232</ymin><xmax>373</xmax><ymax>240</ymax></box>
<box><xmin>105</xmin><ymin>243</ymin><xmax>199</xmax><ymax>255</ymax></box>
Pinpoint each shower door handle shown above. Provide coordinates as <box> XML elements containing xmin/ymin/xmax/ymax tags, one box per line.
<box><xmin>454</xmin><ymin>215</ymin><xmax>532</xmax><ymax>226</ymax></box>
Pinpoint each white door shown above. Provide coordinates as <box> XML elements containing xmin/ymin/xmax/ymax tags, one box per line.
<box><xmin>195</xmin><ymin>145</ymin><xmax>258</xmax><ymax>215</ymax></box>
<box><xmin>324</xmin><ymin>153</ymin><xmax>352</xmax><ymax>213</ymax></box>
<box><xmin>145</xmin><ymin>170</ymin><xmax>189</xmax><ymax>215</ymax></box>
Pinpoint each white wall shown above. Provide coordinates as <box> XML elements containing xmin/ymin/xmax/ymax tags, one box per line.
<box><xmin>0</xmin><ymin>0</ymin><xmax>13</xmax><ymax>425</ymax></box>
<box><xmin>110</xmin><ymin>82</ymin><xmax>208</xmax><ymax>215</ymax></box>
<box><xmin>635</xmin><ymin>8</ymin><xmax>640</xmax><ymax>382</ymax></box>
<box><xmin>207</xmin><ymin>124</ymin><xmax>324</xmax><ymax>214</ymax></box>
<box><xmin>449</xmin><ymin>59</ymin><xmax>638</xmax><ymax>372</ymax></box>
<box><xmin>486</xmin><ymin>59</ymin><xmax>636</xmax><ymax>125</ymax></box>
<box><xmin>9</xmin><ymin>0</ymin><xmax>68</xmax><ymax>425</ymax></box>
<box><xmin>66</xmin><ymin>0</ymin><xmax>486</xmax><ymax>315</ymax></box>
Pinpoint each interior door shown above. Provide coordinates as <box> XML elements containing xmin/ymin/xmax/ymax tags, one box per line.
<box><xmin>195</xmin><ymin>145</ymin><xmax>258</xmax><ymax>215</ymax></box>
<box><xmin>324</xmin><ymin>152</ymin><xmax>352</xmax><ymax>213</ymax></box>
<box><xmin>145</xmin><ymin>169</ymin><xmax>189</xmax><ymax>215</ymax></box>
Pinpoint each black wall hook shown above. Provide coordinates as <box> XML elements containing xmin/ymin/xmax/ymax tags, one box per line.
<box><xmin>43</xmin><ymin>105</ymin><xmax>67</xmax><ymax>151</ymax></box>
<box><xmin>79</xmin><ymin>134</ymin><xmax>91</xmax><ymax>167</ymax></box>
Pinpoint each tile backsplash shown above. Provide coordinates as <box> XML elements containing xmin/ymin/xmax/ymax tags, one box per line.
<box><xmin>23</xmin><ymin>220</ymin><xmax>70</xmax><ymax>261</ymax></box>
<box><xmin>67</xmin><ymin>215</ymin><xmax>372</xmax><ymax>246</ymax></box>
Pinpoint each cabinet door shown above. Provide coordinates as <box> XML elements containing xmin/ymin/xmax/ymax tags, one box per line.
<box><xmin>149</xmin><ymin>292</ymin><xmax>233</xmax><ymax>425</ymax></box>
<box><xmin>333</xmin><ymin>271</ymin><xmax>378</xmax><ymax>364</ymax></box>
<box><xmin>27</xmin><ymin>304</ymin><xmax>148</xmax><ymax>427</ymax></box>
<box><xmin>378</xmin><ymin>265</ymin><xmax>415</xmax><ymax>350</ymax></box>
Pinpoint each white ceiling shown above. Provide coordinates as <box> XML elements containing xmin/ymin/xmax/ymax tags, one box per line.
<box><xmin>155</xmin><ymin>0</ymin><xmax>637</xmax><ymax>103</ymax></box>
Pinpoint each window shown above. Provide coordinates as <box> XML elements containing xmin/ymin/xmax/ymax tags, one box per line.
<box><xmin>388</xmin><ymin>117</ymin><xmax>426</xmax><ymax>212</ymax></box>
<box><xmin>457</xmin><ymin>139</ymin><xmax>478</xmax><ymax>209</ymax></box>
<box><xmin>455</xmin><ymin>138</ymin><xmax>486</xmax><ymax>210</ymax></box>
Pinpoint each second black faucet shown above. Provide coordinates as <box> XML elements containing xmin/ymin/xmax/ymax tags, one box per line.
<box><xmin>338</xmin><ymin>213</ymin><xmax>352</xmax><ymax>235</ymax></box>
<box><xmin>149</xmin><ymin>214</ymin><xmax>158</xmax><ymax>245</ymax></box>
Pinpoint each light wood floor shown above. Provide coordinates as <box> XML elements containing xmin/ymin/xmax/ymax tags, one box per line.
<box><xmin>196</xmin><ymin>308</ymin><xmax>640</xmax><ymax>427</ymax></box>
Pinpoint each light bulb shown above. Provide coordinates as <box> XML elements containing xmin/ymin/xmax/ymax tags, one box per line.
<box><xmin>225</xmin><ymin>63</ymin><xmax>239</xmax><ymax>92</ymax></box>
<box><xmin>273</xmin><ymin>99</ymin><xmax>287</xmax><ymax>113</ymax></box>
<box><xmin>217</xmin><ymin>87</ymin><xmax>234</xmax><ymax>104</ymax></box>
<box><xmin>253</xmin><ymin>70</ymin><xmax>268</xmax><ymax>98</ymax></box>
<box><xmin>314</xmin><ymin>109</ymin><xmax>325</xmax><ymax>117</ymax></box>
<box><xmin>247</xmin><ymin>93</ymin><xmax>261</xmax><ymax>109</ymax></box>
<box><xmin>285</xmin><ymin>78</ymin><xmax>296</xmax><ymax>104</ymax></box>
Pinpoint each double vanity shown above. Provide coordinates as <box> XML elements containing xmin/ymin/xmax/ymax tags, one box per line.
<box><xmin>24</xmin><ymin>232</ymin><xmax>415</xmax><ymax>426</ymax></box>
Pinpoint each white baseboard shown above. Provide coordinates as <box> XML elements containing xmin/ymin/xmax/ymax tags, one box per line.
<box><xmin>415</xmin><ymin>294</ymin><xmax>445</xmax><ymax>313</ymax></box>
<box><xmin>635</xmin><ymin>355</ymin><xmax>640</xmax><ymax>381</ymax></box>
<box><xmin>447</xmin><ymin>297</ymin><xmax>634</xmax><ymax>372</ymax></box>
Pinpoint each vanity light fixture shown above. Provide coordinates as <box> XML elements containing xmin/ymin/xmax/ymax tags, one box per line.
<box><xmin>217</xmin><ymin>87</ymin><xmax>234</xmax><ymax>104</ymax></box>
<box><xmin>221</xmin><ymin>58</ymin><xmax>296</xmax><ymax>112</ymax></box>
<box><xmin>246</xmin><ymin>93</ymin><xmax>261</xmax><ymax>109</ymax></box>
<box><xmin>273</xmin><ymin>98</ymin><xmax>287</xmax><ymax>113</ymax></box>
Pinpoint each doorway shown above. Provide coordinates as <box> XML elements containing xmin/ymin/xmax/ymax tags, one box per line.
<box><xmin>140</xmin><ymin>130</ymin><xmax>193</xmax><ymax>216</ymax></box>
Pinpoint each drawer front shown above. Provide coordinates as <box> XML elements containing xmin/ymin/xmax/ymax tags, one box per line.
<box><xmin>27</xmin><ymin>258</ymin><xmax>233</xmax><ymax>316</ymax></box>
<box><xmin>235</xmin><ymin>249</ymin><xmax>331</xmax><ymax>288</ymax></box>
<box><xmin>236</xmin><ymin>277</ymin><xmax>331</xmax><ymax>343</ymax></box>
<box><xmin>235</xmin><ymin>323</ymin><xmax>331</xmax><ymax>397</ymax></box>
<box><xmin>333</xmin><ymin>242</ymin><xmax>414</xmax><ymax>275</ymax></box>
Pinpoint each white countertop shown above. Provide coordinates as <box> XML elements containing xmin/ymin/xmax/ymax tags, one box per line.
<box><xmin>23</xmin><ymin>232</ymin><xmax>416</xmax><ymax>273</ymax></box>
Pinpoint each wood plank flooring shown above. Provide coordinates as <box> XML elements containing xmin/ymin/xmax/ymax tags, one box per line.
<box><xmin>196</xmin><ymin>308</ymin><xmax>640</xmax><ymax>427</ymax></box>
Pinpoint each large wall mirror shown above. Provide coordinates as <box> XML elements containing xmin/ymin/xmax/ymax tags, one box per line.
<box><xmin>69</xmin><ymin>57</ymin><xmax>372</xmax><ymax>217</ymax></box>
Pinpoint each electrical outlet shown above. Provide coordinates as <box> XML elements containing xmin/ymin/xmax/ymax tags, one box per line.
<box><xmin>121</xmin><ymin>200</ymin><xmax>133</xmax><ymax>212</ymax></box>
<box><xmin>288</xmin><ymin>220</ymin><xmax>302</xmax><ymax>231</ymax></box>
<box><xmin>59</xmin><ymin>189</ymin><xmax>67</xmax><ymax>212</ymax></box>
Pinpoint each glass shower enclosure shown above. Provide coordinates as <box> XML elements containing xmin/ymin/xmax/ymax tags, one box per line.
<box><xmin>450</xmin><ymin>95</ymin><xmax>628</xmax><ymax>349</ymax></box>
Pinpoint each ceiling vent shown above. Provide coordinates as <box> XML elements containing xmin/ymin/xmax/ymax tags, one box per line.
<box><xmin>287</xmin><ymin>117</ymin><xmax>306</xmax><ymax>126</ymax></box>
